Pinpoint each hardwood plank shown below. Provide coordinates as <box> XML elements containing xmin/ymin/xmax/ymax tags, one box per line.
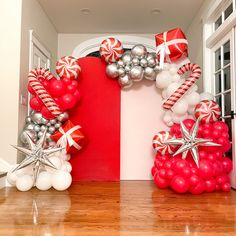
<box><xmin>0</xmin><ymin>181</ymin><xmax>236</xmax><ymax>235</ymax></box>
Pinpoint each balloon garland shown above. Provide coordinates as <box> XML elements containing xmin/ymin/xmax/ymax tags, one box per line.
<box><xmin>100</xmin><ymin>27</ymin><xmax>233</xmax><ymax>194</ymax></box>
<box><xmin>8</xmin><ymin>56</ymin><xmax>85</xmax><ymax>191</ymax></box>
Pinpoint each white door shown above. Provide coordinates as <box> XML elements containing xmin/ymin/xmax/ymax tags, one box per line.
<box><xmin>31</xmin><ymin>45</ymin><xmax>50</xmax><ymax>69</ymax></box>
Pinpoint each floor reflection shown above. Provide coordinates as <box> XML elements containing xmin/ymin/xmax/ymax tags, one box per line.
<box><xmin>0</xmin><ymin>182</ymin><xmax>236</xmax><ymax>235</ymax></box>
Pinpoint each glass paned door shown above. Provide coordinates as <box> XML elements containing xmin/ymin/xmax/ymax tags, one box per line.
<box><xmin>213</xmin><ymin>37</ymin><xmax>233</xmax><ymax>157</ymax></box>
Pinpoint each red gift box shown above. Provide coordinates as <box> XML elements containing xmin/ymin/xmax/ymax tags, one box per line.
<box><xmin>51</xmin><ymin>120</ymin><xmax>85</xmax><ymax>154</ymax></box>
<box><xmin>155</xmin><ymin>28</ymin><xmax>188</xmax><ymax>67</ymax></box>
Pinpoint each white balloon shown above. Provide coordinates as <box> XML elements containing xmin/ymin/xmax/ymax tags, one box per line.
<box><xmin>36</xmin><ymin>171</ymin><xmax>52</xmax><ymax>191</ymax></box>
<box><xmin>6</xmin><ymin>170</ymin><xmax>18</xmax><ymax>186</ymax></box>
<box><xmin>185</xmin><ymin>92</ymin><xmax>200</xmax><ymax>106</ymax></box>
<box><xmin>156</xmin><ymin>71</ymin><xmax>172</xmax><ymax>89</ymax></box>
<box><xmin>169</xmin><ymin>66</ymin><xmax>178</xmax><ymax>75</ymax></box>
<box><xmin>188</xmin><ymin>105</ymin><xmax>196</xmax><ymax>115</ymax></box>
<box><xmin>49</xmin><ymin>156</ymin><xmax>62</xmax><ymax>169</ymax></box>
<box><xmin>172</xmin><ymin>114</ymin><xmax>188</xmax><ymax>123</ymax></box>
<box><xmin>163</xmin><ymin>63</ymin><xmax>171</xmax><ymax>70</ymax></box>
<box><xmin>16</xmin><ymin>175</ymin><xmax>34</xmax><ymax>191</ymax></box>
<box><xmin>163</xmin><ymin>112</ymin><xmax>172</xmax><ymax>123</ymax></box>
<box><xmin>171</xmin><ymin>74</ymin><xmax>180</xmax><ymax>82</ymax></box>
<box><xmin>166</xmin><ymin>121</ymin><xmax>174</xmax><ymax>127</ymax></box>
<box><xmin>51</xmin><ymin>170</ymin><xmax>72</xmax><ymax>191</ymax></box>
<box><xmin>166</xmin><ymin>83</ymin><xmax>180</xmax><ymax>97</ymax></box>
<box><xmin>61</xmin><ymin>161</ymin><xmax>72</xmax><ymax>173</ymax></box>
<box><xmin>200</xmin><ymin>92</ymin><xmax>214</xmax><ymax>101</ymax></box>
<box><xmin>162</xmin><ymin>89</ymin><xmax>167</xmax><ymax>99</ymax></box>
<box><xmin>172</xmin><ymin>99</ymin><xmax>188</xmax><ymax>116</ymax></box>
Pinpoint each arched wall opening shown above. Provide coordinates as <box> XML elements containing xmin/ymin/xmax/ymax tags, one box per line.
<box><xmin>67</xmin><ymin>35</ymin><xmax>166</xmax><ymax>181</ymax></box>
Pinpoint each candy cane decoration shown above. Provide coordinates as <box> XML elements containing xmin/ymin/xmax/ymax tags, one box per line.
<box><xmin>28</xmin><ymin>68</ymin><xmax>62</xmax><ymax>117</ymax></box>
<box><xmin>163</xmin><ymin>63</ymin><xmax>201</xmax><ymax>110</ymax></box>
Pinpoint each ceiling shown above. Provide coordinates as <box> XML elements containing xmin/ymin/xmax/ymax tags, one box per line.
<box><xmin>37</xmin><ymin>0</ymin><xmax>205</xmax><ymax>33</ymax></box>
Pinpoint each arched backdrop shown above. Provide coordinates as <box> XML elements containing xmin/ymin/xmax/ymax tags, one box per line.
<box><xmin>70</xmin><ymin>36</ymin><xmax>166</xmax><ymax>181</ymax></box>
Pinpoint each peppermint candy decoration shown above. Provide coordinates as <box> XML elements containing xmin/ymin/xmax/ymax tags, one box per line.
<box><xmin>152</xmin><ymin>131</ymin><xmax>175</xmax><ymax>155</ymax></box>
<box><xmin>28</xmin><ymin>68</ymin><xmax>62</xmax><ymax>117</ymax></box>
<box><xmin>56</xmin><ymin>56</ymin><xmax>81</xmax><ymax>80</ymax></box>
<box><xmin>194</xmin><ymin>100</ymin><xmax>221</xmax><ymax>123</ymax></box>
<box><xmin>99</xmin><ymin>38</ymin><xmax>123</xmax><ymax>63</ymax></box>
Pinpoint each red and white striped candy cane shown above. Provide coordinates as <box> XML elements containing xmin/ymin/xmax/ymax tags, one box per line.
<box><xmin>163</xmin><ymin>63</ymin><xmax>201</xmax><ymax>110</ymax></box>
<box><xmin>28</xmin><ymin>68</ymin><xmax>62</xmax><ymax>117</ymax></box>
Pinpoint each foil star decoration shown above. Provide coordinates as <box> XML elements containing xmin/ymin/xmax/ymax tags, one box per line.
<box><xmin>12</xmin><ymin>129</ymin><xmax>64</xmax><ymax>184</ymax></box>
<box><xmin>164</xmin><ymin>119</ymin><xmax>221</xmax><ymax>167</ymax></box>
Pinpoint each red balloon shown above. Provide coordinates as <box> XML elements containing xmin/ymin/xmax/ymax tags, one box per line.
<box><xmin>154</xmin><ymin>159</ymin><xmax>164</xmax><ymax>169</ymax></box>
<box><xmin>203</xmin><ymin>123</ymin><xmax>212</xmax><ymax>130</ymax></box>
<box><xmin>215</xmin><ymin>151</ymin><xmax>223</xmax><ymax>159</ymax></box>
<box><xmin>71</xmin><ymin>80</ymin><xmax>79</xmax><ymax>88</ymax></box>
<box><xmin>62</xmin><ymin>77</ymin><xmax>72</xmax><ymax>86</ymax></box>
<box><xmin>222</xmin><ymin>182</ymin><xmax>231</xmax><ymax>192</ymax></box>
<box><xmin>151</xmin><ymin>166</ymin><xmax>157</xmax><ymax>177</ymax></box>
<box><xmin>50</xmin><ymin>80</ymin><xmax>66</xmax><ymax>97</ymax></box>
<box><xmin>216</xmin><ymin>175</ymin><xmax>230</xmax><ymax>185</ymax></box>
<box><xmin>213</xmin><ymin>121</ymin><xmax>228</xmax><ymax>133</ymax></box>
<box><xmin>73</xmin><ymin>90</ymin><xmax>81</xmax><ymax>101</ymax></box>
<box><xmin>189</xmin><ymin>174</ymin><xmax>201</xmax><ymax>186</ymax></box>
<box><xmin>205</xmin><ymin>179</ymin><xmax>216</xmax><ymax>192</ymax></box>
<box><xmin>41</xmin><ymin>80</ymin><xmax>50</xmax><ymax>90</ymax></box>
<box><xmin>191</xmin><ymin>167</ymin><xmax>199</xmax><ymax>175</ymax></box>
<box><xmin>189</xmin><ymin>179</ymin><xmax>206</xmax><ymax>194</ymax></box>
<box><xmin>171</xmin><ymin>176</ymin><xmax>189</xmax><ymax>193</ymax></box>
<box><xmin>166</xmin><ymin>169</ymin><xmax>175</xmax><ymax>179</ymax></box>
<box><xmin>221</xmin><ymin>132</ymin><xmax>229</xmax><ymax>139</ymax></box>
<box><xmin>164</xmin><ymin>160</ymin><xmax>172</xmax><ymax>169</ymax></box>
<box><xmin>182</xmin><ymin>167</ymin><xmax>191</xmax><ymax>178</ymax></box>
<box><xmin>212</xmin><ymin>130</ymin><xmax>221</xmax><ymax>139</ymax></box>
<box><xmin>67</xmin><ymin>84</ymin><xmax>77</xmax><ymax>94</ymax></box>
<box><xmin>207</xmin><ymin>153</ymin><xmax>217</xmax><ymax>162</ymax></box>
<box><xmin>154</xmin><ymin>175</ymin><xmax>169</xmax><ymax>189</ymax></box>
<box><xmin>60</xmin><ymin>93</ymin><xmax>77</xmax><ymax>109</ymax></box>
<box><xmin>199</xmin><ymin>160</ymin><xmax>214</xmax><ymax>180</ymax></box>
<box><xmin>199</xmin><ymin>150</ymin><xmax>207</xmax><ymax>159</ymax></box>
<box><xmin>170</xmin><ymin>123</ymin><xmax>181</xmax><ymax>136</ymax></box>
<box><xmin>29</xmin><ymin>97</ymin><xmax>43</xmax><ymax>111</ymax></box>
<box><xmin>202</xmin><ymin>129</ymin><xmax>212</xmax><ymax>138</ymax></box>
<box><xmin>183</xmin><ymin>119</ymin><xmax>195</xmax><ymax>131</ymax></box>
<box><xmin>159</xmin><ymin>169</ymin><xmax>166</xmax><ymax>179</ymax></box>
<box><xmin>222</xmin><ymin>158</ymin><xmax>233</xmax><ymax>173</ymax></box>
<box><xmin>172</xmin><ymin>159</ymin><xmax>189</xmax><ymax>175</ymax></box>
<box><xmin>212</xmin><ymin>161</ymin><xmax>224</xmax><ymax>176</ymax></box>
<box><xmin>41</xmin><ymin>106</ymin><xmax>55</xmax><ymax>119</ymax></box>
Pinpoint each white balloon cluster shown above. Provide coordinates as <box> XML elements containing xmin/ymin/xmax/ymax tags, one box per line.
<box><xmin>7</xmin><ymin>152</ymin><xmax>72</xmax><ymax>192</ymax></box>
<box><xmin>156</xmin><ymin>63</ymin><xmax>201</xmax><ymax>126</ymax></box>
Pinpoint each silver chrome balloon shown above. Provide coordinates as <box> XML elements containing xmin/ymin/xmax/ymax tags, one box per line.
<box><xmin>118</xmin><ymin>75</ymin><xmax>133</xmax><ymax>89</ymax></box>
<box><xmin>131</xmin><ymin>44</ymin><xmax>147</xmax><ymax>59</ymax></box>
<box><xmin>132</xmin><ymin>57</ymin><xmax>140</xmax><ymax>66</ymax></box>
<box><xmin>129</xmin><ymin>66</ymin><xmax>144</xmax><ymax>82</ymax></box>
<box><xmin>40</xmin><ymin>125</ymin><xmax>47</xmax><ymax>132</ymax></box>
<box><xmin>125</xmin><ymin>65</ymin><xmax>131</xmax><ymax>73</ymax></box>
<box><xmin>50</xmin><ymin>119</ymin><xmax>57</xmax><ymax>125</ymax></box>
<box><xmin>117</xmin><ymin>60</ymin><xmax>124</xmax><ymax>68</ymax></box>
<box><xmin>20</xmin><ymin>130</ymin><xmax>37</xmax><ymax>144</ymax></box>
<box><xmin>24</xmin><ymin>123</ymin><xmax>35</xmax><ymax>131</ymax></box>
<box><xmin>144</xmin><ymin>67</ymin><xmax>156</xmax><ymax>80</ymax></box>
<box><xmin>46</xmin><ymin>132</ymin><xmax>51</xmax><ymax>139</ymax></box>
<box><xmin>57</xmin><ymin>112</ymin><xmax>69</xmax><ymax>123</ymax></box>
<box><xmin>48</xmin><ymin>126</ymin><xmax>56</xmax><ymax>134</ymax></box>
<box><xmin>54</xmin><ymin>122</ymin><xmax>62</xmax><ymax>129</ymax></box>
<box><xmin>33</xmin><ymin>125</ymin><xmax>41</xmax><ymax>133</ymax></box>
<box><xmin>118</xmin><ymin>68</ymin><xmax>126</xmax><ymax>77</ymax></box>
<box><xmin>31</xmin><ymin>112</ymin><xmax>43</xmax><ymax>124</ymax></box>
<box><xmin>154</xmin><ymin>65</ymin><xmax>160</xmax><ymax>72</ymax></box>
<box><xmin>106</xmin><ymin>63</ymin><xmax>119</xmax><ymax>78</ymax></box>
<box><xmin>25</xmin><ymin>116</ymin><xmax>32</xmax><ymax>124</ymax></box>
<box><xmin>140</xmin><ymin>58</ymin><xmax>148</xmax><ymax>68</ymax></box>
<box><xmin>147</xmin><ymin>58</ymin><xmax>156</xmax><ymax>68</ymax></box>
<box><xmin>122</xmin><ymin>52</ymin><xmax>132</xmax><ymax>65</ymax></box>
<box><xmin>37</xmin><ymin>131</ymin><xmax>43</xmax><ymax>139</ymax></box>
<box><xmin>41</xmin><ymin>118</ymin><xmax>49</xmax><ymax>125</ymax></box>
<box><xmin>146</xmin><ymin>52</ymin><xmax>157</xmax><ymax>60</ymax></box>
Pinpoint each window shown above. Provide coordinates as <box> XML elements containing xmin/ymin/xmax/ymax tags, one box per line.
<box><xmin>214</xmin><ymin>1</ymin><xmax>234</xmax><ymax>31</ymax></box>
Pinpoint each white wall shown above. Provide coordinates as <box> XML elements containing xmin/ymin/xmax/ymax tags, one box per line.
<box><xmin>0</xmin><ymin>1</ymin><xmax>22</xmax><ymax>164</ymax></box>
<box><xmin>186</xmin><ymin>0</ymin><xmax>213</xmax><ymax>92</ymax></box>
<box><xmin>18</xmin><ymin>0</ymin><xmax>58</xmax><ymax>162</ymax></box>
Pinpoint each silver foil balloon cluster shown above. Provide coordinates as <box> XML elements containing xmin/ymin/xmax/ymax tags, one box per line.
<box><xmin>20</xmin><ymin>111</ymin><xmax>69</xmax><ymax>146</ymax></box>
<box><xmin>106</xmin><ymin>44</ymin><xmax>159</xmax><ymax>89</ymax></box>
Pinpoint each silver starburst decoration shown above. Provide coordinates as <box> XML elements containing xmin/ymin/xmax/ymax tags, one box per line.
<box><xmin>164</xmin><ymin>119</ymin><xmax>221</xmax><ymax>167</ymax></box>
<box><xmin>12</xmin><ymin>129</ymin><xmax>64</xmax><ymax>184</ymax></box>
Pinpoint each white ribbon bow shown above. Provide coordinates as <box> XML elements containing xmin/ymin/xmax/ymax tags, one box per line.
<box><xmin>156</xmin><ymin>31</ymin><xmax>188</xmax><ymax>69</ymax></box>
<box><xmin>57</xmin><ymin>125</ymin><xmax>82</xmax><ymax>151</ymax></box>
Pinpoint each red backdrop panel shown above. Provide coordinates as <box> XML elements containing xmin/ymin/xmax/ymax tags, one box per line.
<box><xmin>69</xmin><ymin>57</ymin><xmax>121</xmax><ymax>181</ymax></box>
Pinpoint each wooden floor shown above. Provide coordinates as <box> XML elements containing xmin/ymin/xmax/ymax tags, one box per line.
<box><xmin>0</xmin><ymin>181</ymin><xmax>236</xmax><ymax>236</ymax></box>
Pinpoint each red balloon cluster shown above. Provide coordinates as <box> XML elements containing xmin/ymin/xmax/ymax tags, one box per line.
<box><xmin>28</xmin><ymin>76</ymin><xmax>81</xmax><ymax>119</ymax></box>
<box><xmin>152</xmin><ymin>119</ymin><xmax>232</xmax><ymax>194</ymax></box>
